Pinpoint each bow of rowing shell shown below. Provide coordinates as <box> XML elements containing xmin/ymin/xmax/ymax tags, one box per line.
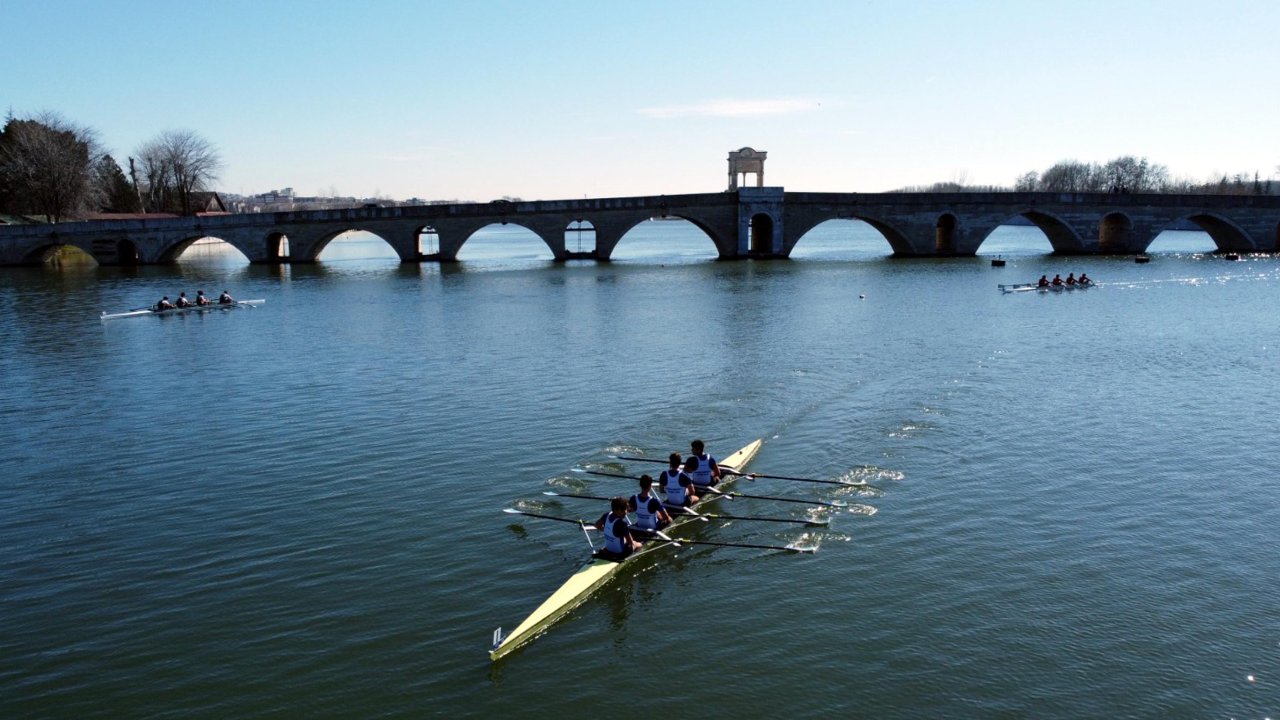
<box><xmin>3</xmin><ymin>191</ymin><xmax>1278</xmax><ymax>266</ymax></box>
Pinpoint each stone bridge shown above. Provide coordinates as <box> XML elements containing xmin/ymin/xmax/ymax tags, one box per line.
<box><xmin>2</xmin><ymin>188</ymin><xmax>1278</xmax><ymax>265</ymax></box>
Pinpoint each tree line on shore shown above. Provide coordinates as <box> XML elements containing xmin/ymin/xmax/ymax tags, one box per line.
<box><xmin>898</xmin><ymin>156</ymin><xmax>1275</xmax><ymax>195</ymax></box>
<box><xmin>0</xmin><ymin>111</ymin><xmax>222</xmax><ymax>223</ymax></box>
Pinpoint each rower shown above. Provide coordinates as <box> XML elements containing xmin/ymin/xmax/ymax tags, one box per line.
<box><xmin>1079</xmin><ymin>272</ymin><xmax>1091</xmax><ymax>285</ymax></box>
<box><xmin>1065</xmin><ymin>273</ymin><xmax>1077</xmax><ymax>286</ymax></box>
<box><xmin>1051</xmin><ymin>274</ymin><xmax>1063</xmax><ymax>286</ymax></box>
<box><xmin>154</xmin><ymin>296</ymin><xmax>174</xmax><ymax>311</ymax></box>
<box><xmin>659</xmin><ymin>452</ymin><xmax>699</xmax><ymax>508</ymax></box>
<box><xmin>218</xmin><ymin>290</ymin><xmax>235</xmax><ymax>305</ymax></box>
<box><xmin>1037</xmin><ymin>275</ymin><xmax>1049</xmax><ymax>288</ymax></box>
<box><xmin>175</xmin><ymin>292</ymin><xmax>193</xmax><ymax>308</ymax></box>
<box><xmin>592</xmin><ymin>496</ymin><xmax>641</xmax><ymax>560</ymax></box>
<box><xmin>629</xmin><ymin>475</ymin><xmax>672</xmax><ymax>532</ymax></box>
<box><xmin>195</xmin><ymin>290</ymin><xmax>210</xmax><ymax>306</ymax></box>
<box><xmin>687</xmin><ymin>439</ymin><xmax>720</xmax><ymax>489</ymax></box>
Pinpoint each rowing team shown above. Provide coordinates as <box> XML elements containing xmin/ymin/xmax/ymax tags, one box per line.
<box><xmin>1037</xmin><ymin>273</ymin><xmax>1092</xmax><ymax>288</ymax></box>
<box><xmin>154</xmin><ymin>290</ymin><xmax>236</xmax><ymax>311</ymax></box>
<box><xmin>593</xmin><ymin>439</ymin><xmax>722</xmax><ymax>560</ymax></box>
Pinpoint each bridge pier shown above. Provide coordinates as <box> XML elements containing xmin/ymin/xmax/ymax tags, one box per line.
<box><xmin>738</xmin><ymin>187</ymin><xmax>786</xmax><ymax>257</ymax></box>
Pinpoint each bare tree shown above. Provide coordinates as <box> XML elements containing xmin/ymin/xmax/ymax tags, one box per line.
<box><xmin>1038</xmin><ymin>160</ymin><xmax>1100</xmax><ymax>192</ymax></box>
<box><xmin>0</xmin><ymin>111</ymin><xmax>104</xmax><ymax>222</ymax></box>
<box><xmin>1098</xmin><ymin>156</ymin><xmax>1169</xmax><ymax>192</ymax></box>
<box><xmin>135</xmin><ymin>129</ymin><xmax>222</xmax><ymax>214</ymax></box>
<box><xmin>1013</xmin><ymin>171</ymin><xmax>1039</xmax><ymax>192</ymax></box>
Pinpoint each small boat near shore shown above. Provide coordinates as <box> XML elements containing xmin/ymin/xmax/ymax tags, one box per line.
<box><xmin>101</xmin><ymin>299</ymin><xmax>265</xmax><ymax>320</ymax></box>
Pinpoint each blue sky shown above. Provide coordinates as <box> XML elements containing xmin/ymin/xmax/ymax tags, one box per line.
<box><xmin>4</xmin><ymin>0</ymin><xmax>1277</xmax><ymax>200</ymax></box>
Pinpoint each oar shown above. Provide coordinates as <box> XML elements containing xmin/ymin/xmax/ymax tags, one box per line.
<box><xmin>542</xmin><ymin>486</ymin><xmax>711</xmax><ymax>520</ymax></box>
<box><xmin>716</xmin><ymin>491</ymin><xmax>847</xmax><ymax>508</ymax></box>
<box><xmin>573</xmin><ymin>468</ymin><xmax>834</xmax><ymax>507</ymax></box>
<box><xmin>719</xmin><ymin>468</ymin><xmax>864</xmax><ymax>487</ymax></box>
<box><xmin>614</xmin><ymin>455</ymin><xmax>856</xmax><ymax>487</ymax></box>
<box><xmin>574</xmin><ymin>469</ymin><xmax>735</xmax><ymax>500</ymax></box>
<box><xmin>546</xmin><ymin>492</ymin><xmax>821</xmax><ymax>526</ymax></box>
<box><xmin>502</xmin><ymin>508</ymin><xmax>593</xmax><ymax>527</ymax></box>
<box><xmin>690</xmin><ymin>512</ymin><xmax>828</xmax><ymax>527</ymax></box>
<box><xmin>638</xmin><ymin>529</ymin><xmax>815</xmax><ymax>554</ymax></box>
<box><xmin>504</xmin><ymin>508</ymin><xmax>600</xmax><ymax>550</ymax></box>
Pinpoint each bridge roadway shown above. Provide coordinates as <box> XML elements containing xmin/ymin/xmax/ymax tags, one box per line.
<box><xmin>2</xmin><ymin>188</ymin><xmax>1278</xmax><ymax>265</ymax></box>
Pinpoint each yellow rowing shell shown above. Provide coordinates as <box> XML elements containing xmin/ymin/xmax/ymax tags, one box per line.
<box><xmin>490</xmin><ymin>438</ymin><xmax>763</xmax><ymax>661</ymax></box>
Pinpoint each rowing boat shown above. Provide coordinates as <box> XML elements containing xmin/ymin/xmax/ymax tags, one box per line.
<box><xmin>999</xmin><ymin>281</ymin><xmax>1094</xmax><ymax>294</ymax></box>
<box><xmin>100</xmin><ymin>299</ymin><xmax>265</xmax><ymax>321</ymax></box>
<box><xmin>490</xmin><ymin>438</ymin><xmax>763</xmax><ymax>661</ymax></box>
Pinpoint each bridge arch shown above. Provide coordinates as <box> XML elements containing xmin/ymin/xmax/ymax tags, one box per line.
<box><xmin>935</xmin><ymin>213</ymin><xmax>957</xmax><ymax>254</ymax></box>
<box><xmin>309</xmin><ymin>228</ymin><xmax>398</xmax><ymax>261</ymax></box>
<box><xmin>1099</xmin><ymin>212</ymin><xmax>1135</xmax><ymax>253</ymax></box>
<box><xmin>784</xmin><ymin>212</ymin><xmax>922</xmax><ymax>256</ymax></box>
<box><xmin>20</xmin><ymin>242</ymin><xmax>98</xmax><ymax>266</ymax></box>
<box><xmin>456</xmin><ymin>222</ymin><xmax>556</xmax><ymax>262</ymax></box>
<box><xmin>565</xmin><ymin>220</ymin><xmax>595</xmax><ymax>256</ymax></box>
<box><xmin>158</xmin><ymin>235</ymin><xmax>250</xmax><ymax>264</ymax></box>
<box><xmin>609</xmin><ymin>216</ymin><xmax>721</xmax><ymax>261</ymax></box>
<box><xmin>1172</xmin><ymin>212</ymin><xmax>1255</xmax><ymax>252</ymax></box>
<box><xmin>749</xmin><ymin>213</ymin><xmax>774</xmax><ymax>254</ymax></box>
<box><xmin>1012</xmin><ymin>210</ymin><xmax>1086</xmax><ymax>253</ymax></box>
<box><xmin>788</xmin><ymin>218</ymin><xmax>895</xmax><ymax>258</ymax></box>
<box><xmin>416</xmin><ymin>225</ymin><xmax>440</xmax><ymax>257</ymax></box>
<box><xmin>266</xmin><ymin>231</ymin><xmax>290</xmax><ymax>262</ymax></box>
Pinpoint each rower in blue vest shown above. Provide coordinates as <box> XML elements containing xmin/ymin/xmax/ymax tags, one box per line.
<box><xmin>687</xmin><ymin>439</ymin><xmax>721</xmax><ymax>490</ymax></box>
<box><xmin>629</xmin><ymin>475</ymin><xmax>672</xmax><ymax>532</ymax></box>
<box><xmin>592</xmin><ymin>496</ymin><xmax>641</xmax><ymax>560</ymax></box>
<box><xmin>659</xmin><ymin>452</ymin><xmax>699</xmax><ymax>508</ymax></box>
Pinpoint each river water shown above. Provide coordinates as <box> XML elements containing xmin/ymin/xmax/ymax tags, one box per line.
<box><xmin>1</xmin><ymin>222</ymin><xmax>1276</xmax><ymax>718</ymax></box>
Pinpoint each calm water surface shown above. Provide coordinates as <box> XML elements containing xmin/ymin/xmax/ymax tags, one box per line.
<box><xmin>1</xmin><ymin>223</ymin><xmax>1277</xmax><ymax>718</ymax></box>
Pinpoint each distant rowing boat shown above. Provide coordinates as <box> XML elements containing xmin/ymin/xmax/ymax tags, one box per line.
<box><xmin>101</xmin><ymin>299</ymin><xmax>265</xmax><ymax>320</ymax></box>
<box><xmin>999</xmin><ymin>281</ymin><xmax>1094</xmax><ymax>294</ymax></box>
